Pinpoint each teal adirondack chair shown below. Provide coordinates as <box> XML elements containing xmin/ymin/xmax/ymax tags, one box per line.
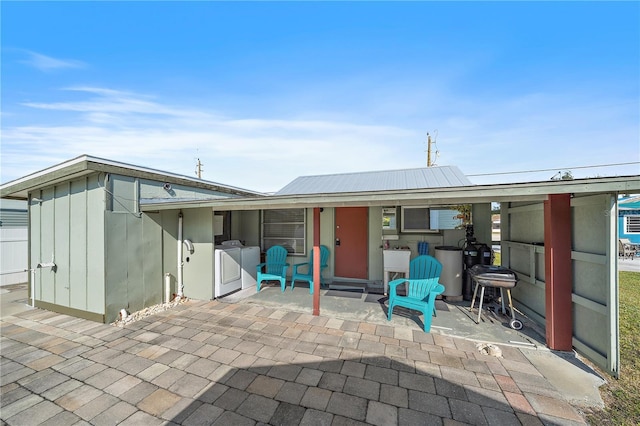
<box><xmin>409</xmin><ymin>255</ymin><xmax>440</xmax><ymax>281</ymax></box>
<box><xmin>387</xmin><ymin>255</ymin><xmax>445</xmax><ymax>332</ymax></box>
<box><xmin>256</xmin><ymin>246</ymin><xmax>289</xmax><ymax>292</ymax></box>
<box><xmin>291</xmin><ymin>245</ymin><xmax>330</xmax><ymax>294</ymax></box>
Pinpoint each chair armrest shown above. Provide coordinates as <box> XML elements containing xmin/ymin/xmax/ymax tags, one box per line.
<box><xmin>423</xmin><ymin>283</ymin><xmax>445</xmax><ymax>304</ymax></box>
<box><xmin>256</xmin><ymin>263</ymin><xmax>267</xmax><ymax>272</ymax></box>
<box><xmin>388</xmin><ymin>278</ymin><xmax>409</xmax><ymax>297</ymax></box>
<box><xmin>293</xmin><ymin>262</ymin><xmax>310</xmax><ymax>274</ymax></box>
<box><xmin>432</xmin><ymin>283</ymin><xmax>445</xmax><ymax>295</ymax></box>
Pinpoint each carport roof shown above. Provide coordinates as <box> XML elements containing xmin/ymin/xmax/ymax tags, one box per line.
<box><xmin>141</xmin><ymin>174</ymin><xmax>640</xmax><ymax>211</ymax></box>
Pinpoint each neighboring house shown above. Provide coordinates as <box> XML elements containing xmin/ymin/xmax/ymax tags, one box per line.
<box><xmin>0</xmin><ymin>199</ymin><xmax>28</xmax><ymax>286</ymax></box>
<box><xmin>618</xmin><ymin>195</ymin><xmax>640</xmax><ymax>246</ymax></box>
<box><xmin>2</xmin><ymin>154</ymin><xmax>639</xmax><ymax>379</ymax></box>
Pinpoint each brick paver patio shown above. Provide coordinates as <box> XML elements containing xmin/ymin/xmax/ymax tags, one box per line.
<box><xmin>1</xmin><ymin>299</ymin><xmax>588</xmax><ymax>425</ymax></box>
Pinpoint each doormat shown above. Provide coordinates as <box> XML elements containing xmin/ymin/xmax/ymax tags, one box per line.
<box><xmin>364</xmin><ymin>294</ymin><xmax>388</xmax><ymax>304</ymax></box>
<box><xmin>324</xmin><ymin>290</ymin><xmax>364</xmax><ymax>299</ymax></box>
<box><xmin>329</xmin><ymin>282</ymin><xmax>367</xmax><ymax>292</ymax></box>
<box><xmin>435</xmin><ymin>300</ymin><xmax>450</xmax><ymax>312</ymax></box>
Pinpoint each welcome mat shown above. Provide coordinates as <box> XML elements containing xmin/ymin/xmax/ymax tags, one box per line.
<box><xmin>435</xmin><ymin>300</ymin><xmax>450</xmax><ymax>312</ymax></box>
<box><xmin>364</xmin><ymin>294</ymin><xmax>387</xmax><ymax>304</ymax></box>
<box><xmin>324</xmin><ymin>290</ymin><xmax>364</xmax><ymax>299</ymax></box>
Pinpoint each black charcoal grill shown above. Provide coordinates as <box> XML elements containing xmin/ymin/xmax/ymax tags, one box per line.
<box><xmin>468</xmin><ymin>264</ymin><xmax>522</xmax><ymax>330</ymax></box>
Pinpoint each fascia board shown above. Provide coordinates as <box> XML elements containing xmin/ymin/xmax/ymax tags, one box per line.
<box><xmin>140</xmin><ymin>175</ymin><xmax>640</xmax><ymax>212</ymax></box>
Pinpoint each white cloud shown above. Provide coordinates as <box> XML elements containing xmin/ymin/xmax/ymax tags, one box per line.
<box><xmin>3</xmin><ymin>87</ymin><xmax>415</xmax><ymax>192</ymax></box>
<box><xmin>21</xmin><ymin>51</ymin><xmax>86</xmax><ymax>71</ymax></box>
<box><xmin>2</xmin><ymin>85</ymin><xmax>638</xmax><ymax>192</ymax></box>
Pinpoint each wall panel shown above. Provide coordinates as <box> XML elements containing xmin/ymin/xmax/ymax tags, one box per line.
<box><xmin>86</xmin><ymin>175</ymin><xmax>105</xmax><ymax>314</ymax></box>
<box><xmin>69</xmin><ymin>180</ymin><xmax>87</xmax><ymax>310</ymax></box>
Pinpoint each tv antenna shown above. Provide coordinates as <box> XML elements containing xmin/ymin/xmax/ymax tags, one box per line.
<box><xmin>426</xmin><ymin>131</ymin><xmax>440</xmax><ymax>167</ymax></box>
<box><xmin>195</xmin><ymin>158</ymin><xmax>204</xmax><ymax>179</ymax></box>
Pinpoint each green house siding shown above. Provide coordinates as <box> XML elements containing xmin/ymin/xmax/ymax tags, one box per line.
<box><xmin>104</xmin><ymin>211</ymin><xmax>163</xmax><ymax>322</ymax></box>
<box><xmin>30</xmin><ymin>174</ymin><xmax>105</xmax><ymax>316</ymax></box>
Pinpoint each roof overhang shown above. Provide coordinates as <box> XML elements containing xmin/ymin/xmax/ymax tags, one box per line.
<box><xmin>141</xmin><ymin>175</ymin><xmax>640</xmax><ymax>212</ymax></box>
<box><xmin>0</xmin><ymin>155</ymin><xmax>264</xmax><ymax>200</ymax></box>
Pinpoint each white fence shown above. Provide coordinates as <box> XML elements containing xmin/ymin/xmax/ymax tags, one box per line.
<box><xmin>0</xmin><ymin>228</ymin><xmax>28</xmax><ymax>286</ymax></box>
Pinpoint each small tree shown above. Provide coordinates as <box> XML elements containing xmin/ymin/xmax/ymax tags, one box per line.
<box><xmin>453</xmin><ymin>204</ymin><xmax>472</xmax><ymax>229</ymax></box>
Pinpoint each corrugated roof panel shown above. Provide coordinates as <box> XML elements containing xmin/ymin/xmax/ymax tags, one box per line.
<box><xmin>276</xmin><ymin>166</ymin><xmax>472</xmax><ymax>195</ymax></box>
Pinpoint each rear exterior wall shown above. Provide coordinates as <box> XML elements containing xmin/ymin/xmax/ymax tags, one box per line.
<box><xmin>30</xmin><ymin>174</ymin><xmax>106</xmax><ymax>320</ymax></box>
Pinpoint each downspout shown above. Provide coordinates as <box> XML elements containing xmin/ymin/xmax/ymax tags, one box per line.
<box><xmin>177</xmin><ymin>211</ymin><xmax>184</xmax><ymax>298</ymax></box>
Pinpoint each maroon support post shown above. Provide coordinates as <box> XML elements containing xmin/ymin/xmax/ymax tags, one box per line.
<box><xmin>544</xmin><ymin>193</ymin><xmax>573</xmax><ymax>351</ymax></box>
<box><xmin>313</xmin><ymin>207</ymin><xmax>321</xmax><ymax>316</ymax></box>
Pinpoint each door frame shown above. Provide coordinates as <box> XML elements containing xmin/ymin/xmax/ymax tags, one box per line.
<box><xmin>334</xmin><ymin>207</ymin><xmax>369</xmax><ymax>280</ymax></box>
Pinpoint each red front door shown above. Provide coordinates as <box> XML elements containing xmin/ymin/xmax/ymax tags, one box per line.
<box><xmin>334</xmin><ymin>207</ymin><xmax>368</xmax><ymax>279</ymax></box>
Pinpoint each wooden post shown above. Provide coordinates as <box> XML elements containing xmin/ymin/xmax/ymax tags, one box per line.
<box><xmin>313</xmin><ymin>207</ymin><xmax>321</xmax><ymax>316</ymax></box>
<box><xmin>544</xmin><ymin>194</ymin><xmax>573</xmax><ymax>351</ymax></box>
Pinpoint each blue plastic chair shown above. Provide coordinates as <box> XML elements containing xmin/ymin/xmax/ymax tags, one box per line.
<box><xmin>256</xmin><ymin>246</ymin><xmax>289</xmax><ymax>292</ymax></box>
<box><xmin>387</xmin><ymin>255</ymin><xmax>444</xmax><ymax>332</ymax></box>
<box><xmin>291</xmin><ymin>245</ymin><xmax>330</xmax><ymax>294</ymax></box>
<box><xmin>409</xmin><ymin>255</ymin><xmax>439</xmax><ymax>281</ymax></box>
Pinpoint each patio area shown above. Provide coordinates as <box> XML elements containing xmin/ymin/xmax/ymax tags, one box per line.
<box><xmin>2</xmin><ymin>282</ymin><xmax>602</xmax><ymax>425</ymax></box>
<box><xmin>220</xmin><ymin>281</ymin><xmax>547</xmax><ymax>352</ymax></box>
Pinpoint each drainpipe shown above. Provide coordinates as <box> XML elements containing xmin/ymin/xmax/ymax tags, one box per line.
<box><xmin>25</xmin><ymin>268</ymin><xmax>36</xmax><ymax>308</ymax></box>
<box><xmin>164</xmin><ymin>273</ymin><xmax>172</xmax><ymax>304</ymax></box>
<box><xmin>177</xmin><ymin>211</ymin><xmax>184</xmax><ymax>298</ymax></box>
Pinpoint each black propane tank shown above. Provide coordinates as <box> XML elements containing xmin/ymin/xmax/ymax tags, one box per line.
<box><xmin>463</xmin><ymin>242</ymin><xmax>479</xmax><ymax>269</ymax></box>
<box><xmin>462</xmin><ymin>241</ymin><xmax>479</xmax><ymax>300</ymax></box>
<box><xmin>478</xmin><ymin>243</ymin><xmax>492</xmax><ymax>266</ymax></box>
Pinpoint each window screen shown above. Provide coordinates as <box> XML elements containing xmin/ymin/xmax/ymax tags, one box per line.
<box><xmin>401</xmin><ymin>207</ymin><xmax>430</xmax><ymax>232</ymax></box>
<box><xmin>626</xmin><ymin>215</ymin><xmax>640</xmax><ymax>234</ymax></box>
<box><xmin>262</xmin><ymin>209</ymin><xmax>306</xmax><ymax>255</ymax></box>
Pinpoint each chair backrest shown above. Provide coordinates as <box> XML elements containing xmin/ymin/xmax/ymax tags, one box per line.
<box><xmin>409</xmin><ymin>255</ymin><xmax>442</xmax><ymax>280</ymax></box>
<box><xmin>309</xmin><ymin>245</ymin><xmax>330</xmax><ymax>269</ymax></box>
<box><xmin>407</xmin><ymin>278</ymin><xmax>441</xmax><ymax>300</ymax></box>
<box><xmin>266</xmin><ymin>246</ymin><xmax>288</xmax><ymax>275</ymax></box>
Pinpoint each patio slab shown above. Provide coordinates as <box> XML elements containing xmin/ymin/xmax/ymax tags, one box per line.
<box><xmin>1</xmin><ymin>284</ymin><xmax>605</xmax><ymax>425</ymax></box>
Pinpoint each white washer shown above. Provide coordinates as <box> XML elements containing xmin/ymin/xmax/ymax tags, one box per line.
<box><xmin>214</xmin><ymin>246</ymin><xmax>242</xmax><ymax>298</ymax></box>
<box><xmin>240</xmin><ymin>246</ymin><xmax>260</xmax><ymax>289</ymax></box>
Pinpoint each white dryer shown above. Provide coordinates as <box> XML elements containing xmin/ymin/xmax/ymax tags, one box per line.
<box><xmin>214</xmin><ymin>246</ymin><xmax>242</xmax><ymax>298</ymax></box>
<box><xmin>240</xmin><ymin>246</ymin><xmax>260</xmax><ymax>289</ymax></box>
<box><xmin>219</xmin><ymin>240</ymin><xmax>260</xmax><ymax>290</ymax></box>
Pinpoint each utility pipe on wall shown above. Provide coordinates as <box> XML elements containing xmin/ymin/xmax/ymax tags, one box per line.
<box><xmin>164</xmin><ymin>273</ymin><xmax>172</xmax><ymax>304</ymax></box>
<box><xmin>177</xmin><ymin>212</ymin><xmax>184</xmax><ymax>298</ymax></box>
<box><xmin>25</xmin><ymin>268</ymin><xmax>36</xmax><ymax>308</ymax></box>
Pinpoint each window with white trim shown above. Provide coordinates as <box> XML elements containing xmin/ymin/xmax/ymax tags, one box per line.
<box><xmin>625</xmin><ymin>215</ymin><xmax>640</xmax><ymax>234</ymax></box>
<box><xmin>262</xmin><ymin>209</ymin><xmax>306</xmax><ymax>255</ymax></box>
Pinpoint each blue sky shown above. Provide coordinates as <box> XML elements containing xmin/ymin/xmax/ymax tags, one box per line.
<box><xmin>2</xmin><ymin>2</ymin><xmax>638</xmax><ymax>193</ymax></box>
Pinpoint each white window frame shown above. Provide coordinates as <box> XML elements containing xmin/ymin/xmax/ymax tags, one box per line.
<box><xmin>261</xmin><ymin>208</ymin><xmax>306</xmax><ymax>255</ymax></box>
<box><xmin>625</xmin><ymin>215</ymin><xmax>640</xmax><ymax>234</ymax></box>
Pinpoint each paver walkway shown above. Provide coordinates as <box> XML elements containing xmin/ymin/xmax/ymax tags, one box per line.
<box><xmin>1</xmin><ymin>299</ymin><xmax>588</xmax><ymax>425</ymax></box>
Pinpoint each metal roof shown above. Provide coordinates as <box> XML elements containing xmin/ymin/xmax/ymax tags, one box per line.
<box><xmin>0</xmin><ymin>155</ymin><xmax>264</xmax><ymax>200</ymax></box>
<box><xmin>141</xmin><ymin>175</ymin><xmax>640</xmax><ymax>212</ymax></box>
<box><xmin>276</xmin><ymin>166</ymin><xmax>472</xmax><ymax>195</ymax></box>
